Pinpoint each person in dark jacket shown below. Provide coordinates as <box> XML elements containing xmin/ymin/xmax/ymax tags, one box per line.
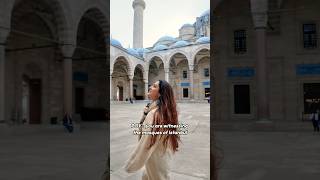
<box><xmin>311</xmin><ymin>109</ymin><xmax>320</xmax><ymax>132</ymax></box>
<box><xmin>63</xmin><ymin>113</ymin><xmax>73</xmax><ymax>133</ymax></box>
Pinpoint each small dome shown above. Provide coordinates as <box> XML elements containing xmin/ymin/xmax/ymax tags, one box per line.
<box><xmin>153</xmin><ymin>44</ymin><xmax>168</xmax><ymax>51</ymax></box>
<box><xmin>157</xmin><ymin>36</ymin><xmax>176</xmax><ymax>42</ymax></box>
<box><xmin>172</xmin><ymin>40</ymin><xmax>190</xmax><ymax>48</ymax></box>
<box><xmin>200</xmin><ymin>9</ymin><xmax>210</xmax><ymax>17</ymax></box>
<box><xmin>127</xmin><ymin>48</ymin><xmax>140</xmax><ymax>57</ymax></box>
<box><xmin>136</xmin><ymin>48</ymin><xmax>150</xmax><ymax>56</ymax></box>
<box><xmin>196</xmin><ymin>36</ymin><xmax>210</xmax><ymax>44</ymax></box>
<box><xmin>181</xmin><ymin>23</ymin><xmax>193</xmax><ymax>29</ymax></box>
<box><xmin>110</xmin><ymin>38</ymin><xmax>122</xmax><ymax>47</ymax></box>
<box><xmin>154</xmin><ymin>36</ymin><xmax>177</xmax><ymax>47</ymax></box>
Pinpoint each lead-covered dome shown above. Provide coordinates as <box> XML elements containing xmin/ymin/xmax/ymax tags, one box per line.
<box><xmin>181</xmin><ymin>23</ymin><xmax>193</xmax><ymax>29</ymax></box>
<box><xmin>127</xmin><ymin>48</ymin><xmax>140</xmax><ymax>57</ymax></box>
<box><xmin>172</xmin><ymin>40</ymin><xmax>190</xmax><ymax>48</ymax></box>
<box><xmin>196</xmin><ymin>36</ymin><xmax>210</xmax><ymax>44</ymax></box>
<box><xmin>153</xmin><ymin>44</ymin><xmax>168</xmax><ymax>51</ymax></box>
<box><xmin>136</xmin><ymin>48</ymin><xmax>150</xmax><ymax>56</ymax></box>
<box><xmin>110</xmin><ymin>38</ymin><xmax>123</xmax><ymax>47</ymax></box>
<box><xmin>154</xmin><ymin>36</ymin><xmax>176</xmax><ymax>46</ymax></box>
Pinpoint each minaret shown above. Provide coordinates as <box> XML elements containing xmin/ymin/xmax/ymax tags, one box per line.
<box><xmin>132</xmin><ymin>0</ymin><xmax>145</xmax><ymax>49</ymax></box>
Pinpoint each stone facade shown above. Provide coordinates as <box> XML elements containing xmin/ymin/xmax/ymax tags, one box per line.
<box><xmin>0</xmin><ymin>0</ymin><xmax>108</xmax><ymax>124</ymax></box>
<box><xmin>213</xmin><ymin>0</ymin><xmax>320</xmax><ymax>123</ymax></box>
<box><xmin>111</xmin><ymin>1</ymin><xmax>210</xmax><ymax>102</ymax></box>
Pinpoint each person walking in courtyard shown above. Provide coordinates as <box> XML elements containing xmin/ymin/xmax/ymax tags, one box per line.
<box><xmin>62</xmin><ymin>113</ymin><xmax>73</xmax><ymax>133</ymax></box>
<box><xmin>311</xmin><ymin>109</ymin><xmax>320</xmax><ymax>132</ymax></box>
<box><xmin>124</xmin><ymin>80</ymin><xmax>180</xmax><ymax>180</ymax></box>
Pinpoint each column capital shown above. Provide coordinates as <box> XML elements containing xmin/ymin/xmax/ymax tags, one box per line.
<box><xmin>189</xmin><ymin>65</ymin><xmax>194</xmax><ymax>71</ymax></box>
<box><xmin>61</xmin><ymin>44</ymin><xmax>76</xmax><ymax>59</ymax></box>
<box><xmin>250</xmin><ymin>0</ymin><xmax>268</xmax><ymax>28</ymax></box>
<box><xmin>128</xmin><ymin>75</ymin><xmax>134</xmax><ymax>80</ymax></box>
<box><xmin>143</xmin><ymin>79</ymin><xmax>148</xmax><ymax>84</ymax></box>
<box><xmin>164</xmin><ymin>68</ymin><xmax>170</xmax><ymax>73</ymax></box>
<box><xmin>251</xmin><ymin>12</ymin><xmax>268</xmax><ymax>29</ymax></box>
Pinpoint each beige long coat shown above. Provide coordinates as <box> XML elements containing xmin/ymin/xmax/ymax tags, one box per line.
<box><xmin>125</xmin><ymin>108</ymin><xmax>173</xmax><ymax>180</ymax></box>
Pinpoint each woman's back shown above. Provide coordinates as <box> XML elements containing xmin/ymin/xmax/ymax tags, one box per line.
<box><xmin>125</xmin><ymin>108</ymin><xmax>173</xmax><ymax>180</ymax></box>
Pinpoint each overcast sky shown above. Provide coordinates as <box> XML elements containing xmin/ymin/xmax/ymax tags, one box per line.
<box><xmin>110</xmin><ymin>0</ymin><xmax>210</xmax><ymax>48</ymax></box>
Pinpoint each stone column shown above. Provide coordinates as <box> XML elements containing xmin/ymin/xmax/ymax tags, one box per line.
<box><xmin>251</xmin><ymin>0</ymin><xmax>269</xmax><ymax>121</ymax></box>
<box><xmin>62</xmin><ymin>45</ymin><xmax>75</xmax><ymax>116</ymax></box>
<box><xmin>0</xmin><ymin>37</ymin><xmax>6</xmax><ymax>122</ymax></box>
<box><xmin>164</xmin><ymin>68</ymin><xmax>169</xmax><ymax>82</ymax></box>
<box><xmin>128</xmin><ymin>75</ymin><xmax>134</xmax><ymax>98</ymax></box>
<box><xmin>189</xmin><ymin>65</ymin><xmax>194</xmax><ymax>99</ymax></box>
<box><xmin>110</xmin><ymin>74</ymin><xmax>113</xmax><ymax>101</ymax></box>
<box><xmin>144</xmin><ymin>79</ymin><xmax>149</xmax><ymax>100</ymax></box>
<box><xmin>132</xmin><ymin>0</ymin><xmax>146</xmax><ymax>48</ymax></box>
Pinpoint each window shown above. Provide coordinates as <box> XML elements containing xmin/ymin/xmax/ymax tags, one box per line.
<box><xmin>183</xmin><ymin>70</ymin><xmax>188</xmax><ymax>79</ymax></box>
<box><xmin>205</xmin><ymin>88</ymin><xmax>210</xmax><ymax>97</ymax></box>
<box><xmin>234</xmin><ymin>85</ymin><xmax>250</xmax><ymax>114</ymax></box>
<box><xmin>303</xmin><ymin>83</ymin><xmax>320</xmax><ymax>113</ymax></box>
<box><xmin>303</xmin><ymin>24</ymin><xmax>317</xmax><ymax>49</ymax></box>
<box><xmin>204</xmin><ymin>68</ymin><xmax>209</xmax><ymax>77</ymax></box>
<box><xmin>234</xmin><ymin>30</ymin><xmax>247</xmax><ymax>54</ymax></box>
<box><xmin>183</xmin><ymin>88</ymin><xmax>189</xmax><ymax>98</ymax></box>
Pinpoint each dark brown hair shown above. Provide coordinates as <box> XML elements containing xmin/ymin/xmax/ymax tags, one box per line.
<box><xmin>148</xmin><ymin>80</ymin><xmax>180</xmax><ymax>152</ymax></box>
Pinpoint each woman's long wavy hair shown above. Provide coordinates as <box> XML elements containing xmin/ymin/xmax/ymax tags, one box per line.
<box><xmin>148</xmin><ymin>80</ymin><xmax>180</xmax><ymax>152</ymax></box>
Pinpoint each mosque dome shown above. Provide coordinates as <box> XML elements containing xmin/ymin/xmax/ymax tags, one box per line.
<box><xmin>172</xmin><ymin>40</ymin><xmax>190</xmax><ymax>48</ymax></box>
<box><xmin>110</xmin><ymin>38</ymin><xmax>123</xmax><ymax>47</ymax></box>
<box><xmin>181</xmin><ymin>23</ymin><xmax>194</xmax><ymax>29</ymax></box>
<box><xmin>154</xmin><ymin>36</ymin><xmax>177</xmax><ymax>46</ymax></box>
<box><xmin>127</xmin><ymin>48</ymin><xmax>140</xmax><ymax>57</ymax></box>
<box><xmin>196</xmin><ymin>36</ymin><xmax>210</xmax><ymax>44</ymax></box>
<box><xmin>157</xmin><ymin>36</ymin><xmax>176</xmax><ymax>42</ymax></box>
<box><xmin>179</xmin><ymin>23</ymin><xmax>195</xmax><ymax>40</ymax></box>
<box><xmin>153</xmin><ymin>44</ymin><xmax>168</xmax><ymax>51</ymax></box>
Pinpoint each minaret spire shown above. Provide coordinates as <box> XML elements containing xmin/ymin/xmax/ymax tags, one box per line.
<box><xmin>132</xmin><ymin>0</ymin><xmax>145</xmax><ymax>48</ymax></box>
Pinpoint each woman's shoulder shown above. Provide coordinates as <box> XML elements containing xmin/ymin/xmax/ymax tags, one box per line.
<box><xmin>144</xmin><ymin>108</ymin><xmax>158</xmax><ymax>124</ymax></box>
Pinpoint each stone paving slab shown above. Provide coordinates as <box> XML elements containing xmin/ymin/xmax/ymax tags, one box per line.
<box><xmin>0</xmin><ymin>122</ymin><xmax>108</xmax><ymax>180</ymax></box>
<box><xmin>215</xmin><ymin>131</ymin><xmax>320</xmax><ymax>180</ymax></box>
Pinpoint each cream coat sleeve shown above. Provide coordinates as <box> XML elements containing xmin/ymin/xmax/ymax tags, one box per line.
<box><xmin>124</xmin><ymin>109</ymin><xmax>161</xmax><ymax>173</ymax></box>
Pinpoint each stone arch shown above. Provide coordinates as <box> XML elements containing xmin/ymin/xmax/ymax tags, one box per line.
<box><xmin>148</xmin><ymin>55</ymin><xmax>165</xmax><ymax>85</ymax></box>
<box><xmin>147</xmin><ymin>54</ymin><xmax>165</xmax><ymax>65</ymax></box>
<box><xmin>9</xmin><ymin>0</ymin><xmax>71</xmax><ymax>44</ymax></box>
<box><xmin>168</xmin><ymin>49</ymin><xmax>190</xmax><ymax>65</ymax></box>
<box><xmin>74</xmin><ymin>6</ymin><xmax>108</xmax><ymax>44</ymax></box>
<box><xmin>192</xmin><ymin>49</ymin><xmax>210</xmax><ymax>100</ymax></box>
<box><xmin>133</xmin><ymin>64</ymin><xmax>145</xmax><ymax>100</ymax></box>
<box><xmin>112</xmin><ymin>56</ymin><xmax>132</xmax><ymax>101</ymax></box>
<box><xmin>168</xmin><ymin>51</ymin><xmax>190</xmax><ymax>100</ymax></box>
<box><xmin>4</xmin><ymin>0</ymin><xmax>68</xmax><ymax>123</ymax></box>
<box><xmin>192</xmin><ymin>45</ymin><xmax>210</xmax><ymax>64</ymax></box>
<box><xmin>133</xmin><ymin>63</ymin><xmax>145</xmax><ymax>78</ymax></box>
<box><xmin>112</xmin><ymin>53</ymin><xmax>134</xmax><ymax>74</ymax></box>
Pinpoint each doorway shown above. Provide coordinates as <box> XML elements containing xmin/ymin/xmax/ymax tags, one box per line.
<box><xmin>29</xmin><ymin>79</ymin><xmax>41</xmax><ymax>124</ymax></box>
<box><xmin>117</xmin><ymin>86</ymin><xmax>123</xmax><ymax>101</ymax></box>
<box><xmin>75</xmin><ymin>87</ymin><xmax>84</xmax><ymax>113</ymax></box>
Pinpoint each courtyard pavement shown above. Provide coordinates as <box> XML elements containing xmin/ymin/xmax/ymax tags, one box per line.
<box><xmin>1</xmin><ymin>102</ymin><xmax>319</xmax><ymax>180</ymax></box>
<box><xmin>215</xmin><ymin>131</ymin><xmax>320</xmax><ymax>180</ymax></box>
<box><xmin>110</xmin><ymin>102</ymin><xmax>210</xmax><ymax>180</ymax></box>
<box><xmin>0</xmin><ymin>122</ymin><xmax>108</xmax><ymax>180</ymax></box>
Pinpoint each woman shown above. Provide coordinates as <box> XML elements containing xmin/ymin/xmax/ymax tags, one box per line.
<box><xmin>124</xmin><ymin>80</ymin><xmax>180</xmax><ymax>180</ymax></box>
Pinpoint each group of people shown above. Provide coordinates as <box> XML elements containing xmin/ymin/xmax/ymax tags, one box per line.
<box><xmin>311</xmin><ymin>109</ymin><xmax>320</xmax><ymax>132</ymax></box>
